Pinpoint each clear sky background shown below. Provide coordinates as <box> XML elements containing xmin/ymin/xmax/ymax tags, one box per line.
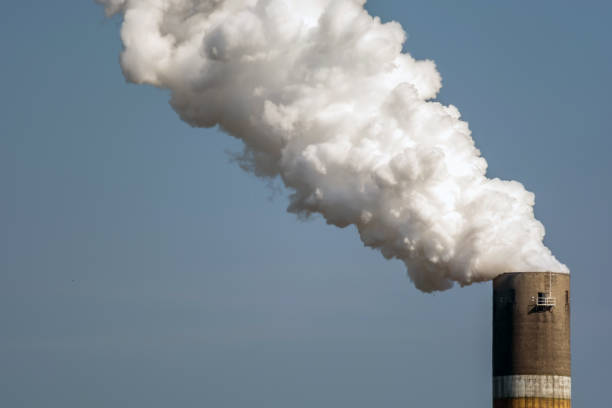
<box><xmin>2</xmin><ymin>1</ymin><xmax>610</xmax><ymax>407</ymax></box>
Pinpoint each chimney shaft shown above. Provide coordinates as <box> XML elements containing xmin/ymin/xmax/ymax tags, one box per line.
<box><xmin>492</xmin><ymin>272</ymin><xmax>571</xmax><ymax>407</ymax></box>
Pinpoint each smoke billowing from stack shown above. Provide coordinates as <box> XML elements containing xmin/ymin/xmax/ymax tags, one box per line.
<box><xmin>97</xmin><ymin>0</ymin><xmax>567</xmax><ymax>291</ymax></box>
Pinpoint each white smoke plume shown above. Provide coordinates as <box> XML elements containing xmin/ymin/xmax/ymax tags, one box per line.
<box><xmin>97</xmin><ymin>0</ymin><xmax>568</xmax><ymax>292</ymax></box>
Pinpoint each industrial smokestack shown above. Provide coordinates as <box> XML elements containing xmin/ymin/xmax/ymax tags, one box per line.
<box><xmin>492</xmin><ymin>272</ymin><xmax>571</xmax><ymax>407</ymax></box>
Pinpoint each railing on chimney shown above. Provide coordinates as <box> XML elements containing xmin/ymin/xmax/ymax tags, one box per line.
<box><xmin>531</xmin><ymin>272</ymin><xmax>556</xmax><ymax>308</ymax></box>
<box><xmin>536</xmin><ymin>295</ymin><xmax>556</xmax><ymax>306</ymax></box>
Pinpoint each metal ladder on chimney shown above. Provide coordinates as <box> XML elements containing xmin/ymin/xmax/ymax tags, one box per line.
<box><xmin>537</xmin><ymin>271</ymin><xmax>556</xmax><ymax>307</ymax></box>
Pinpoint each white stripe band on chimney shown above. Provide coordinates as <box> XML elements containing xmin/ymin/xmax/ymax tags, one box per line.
<box><xmin>493</xmin><ymin>375</ymin><xmax>571</xmax><ymax>399</ymax></box>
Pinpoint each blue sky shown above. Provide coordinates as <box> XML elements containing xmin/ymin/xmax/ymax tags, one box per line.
<box><xmin>2</xmin><ymin>1</ymin><xmax>610</xmax><ymax>406</ymax></box>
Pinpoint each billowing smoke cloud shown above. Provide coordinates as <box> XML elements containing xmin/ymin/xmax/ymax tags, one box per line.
<box><xmin>98</xmin><ymin>0</ymin><xmax>567</xmax><ymax>291</ymax></box>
